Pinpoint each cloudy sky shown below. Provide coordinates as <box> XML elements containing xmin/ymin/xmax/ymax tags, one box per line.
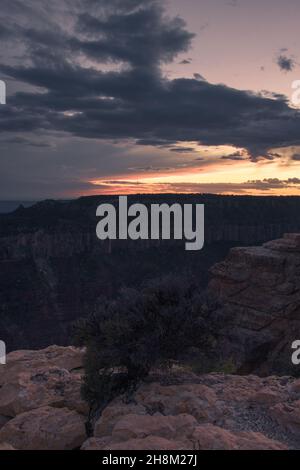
<box><xmin>1</xmin><ymin>0</ymin><xmax>300</xmax><ymax>199</ymax></box>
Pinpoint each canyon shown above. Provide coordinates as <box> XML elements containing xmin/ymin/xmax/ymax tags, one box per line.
<box><xmin>1</xmin><ymin>195</ymin><xmax>300</xmax><ymax>352</ymax></box>
<box><xmin>0</xmin><ymin>229</ymin><xmax>300</xmax><ymax>450</ymax></box>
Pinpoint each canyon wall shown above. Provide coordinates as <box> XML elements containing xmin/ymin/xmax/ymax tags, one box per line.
<box><xmin>1</xmin><ymin>195</ymin><xmax>300</xmax><ymax>352</ymax></box>
<box><xmin>1</xmin><ymin>195</ymin><xmax>300</xmax><ymax>260</ymax></box>
<box><xmin>207</xmin><ymin>233</ymin><xmax>300</xmax><ymax>376</ymax></box>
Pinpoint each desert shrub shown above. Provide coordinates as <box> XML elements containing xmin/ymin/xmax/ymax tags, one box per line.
<box><xmin>74</xmin><ymin>275</ymin><xmax>209</xmax><ymax>408</ymax></box>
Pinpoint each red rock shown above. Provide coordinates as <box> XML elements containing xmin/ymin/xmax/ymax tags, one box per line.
<box><xmin>0</xmin><ymin>416</ymin><xmax>10</xmax><ymax>430</ymax></box>
<box><xmin>0</xmin><ymin>442</ymin><xmax>16</xmax><ymax>450</ymax></box>
<box><xmin>0</xmin><ymin>366</ymin><xmax>87</xmax><ymax>417</ymax></box>
<box><xmin>271</xmin><ymin>401</ymin><xmax>300</xmax><ymax>436</ymax></box>
<box><xmin>134</xmin><ymin>382</ymin><xmax>218</xmax><ymax>421</ymax></box>
<box><xmin>81</xmin><ymin>437</ymin><xmax>111</xmax><ymax>450</ymax></box>
<box><xmin>1</xmin><ymin>346</ymin><xmax>84</xmax><ymax>386</ymax></box>
<box><xmin>104</xmin><ymin>436</ymin><xmax>190</xmax><ymax>450</ymax></box>
<box><xmin>192</xmin><ymin>424</ymin><xmax>287</xmax><ymax>450</ymax></box>
<box><xmin>248</xmin><ymin>388</ymin><xmax>284</xmax><ymax>405</ymax></box>
<box><xmin>0</xmin><ymin>406</ymin><xmax>86</xmax><ymax>450</ymax></box>
<box><xmin>94</xmin><ymin>403</ymin><xmax>146</xmax><ymax>438</ymax></box>
<box><xmin>207</xmin><ymin>234</ymin><xmax>300</xmax><ymax>375</ymax></box>
<box><xmin>112</xmin><ymin>413</ymin><xmax>197</xmax><ymax>442</ymax></box>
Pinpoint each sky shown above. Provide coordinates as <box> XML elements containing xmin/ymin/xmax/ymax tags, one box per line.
<box><xmin>0</xmin><ymin>0</ymin><xmax>300</xmax><ymax>199</ymax></box>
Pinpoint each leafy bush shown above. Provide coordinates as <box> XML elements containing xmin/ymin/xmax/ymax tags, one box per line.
<box><xmin>74</xmin><ymin>275</ymin><xmax>209</xmax><ymax>408</ymax></box>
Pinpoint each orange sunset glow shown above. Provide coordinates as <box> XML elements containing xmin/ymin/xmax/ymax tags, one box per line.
<box><xmin>86</xmin><ymin>144</ymin><xmax>300</xmax><ymax>197</ymax></box>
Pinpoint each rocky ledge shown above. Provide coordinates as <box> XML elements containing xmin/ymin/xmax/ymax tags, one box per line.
<box><xmin>208</xmin><ymin>233</ymin><xmax>300</xmax><ymax>375</ymax></box>
<box><xmin>0</xmin><ymin>346</ymin><xmax>300</xmax><ymax>450</ymax></box>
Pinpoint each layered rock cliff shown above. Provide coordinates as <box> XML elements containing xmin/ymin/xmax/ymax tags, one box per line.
<box><xmin>1</xmin><ymin>195</ymin><xmax>300</xmax><ymax>352</ymax></box>
<box><xmin>1</xmin><ymin>195</ymin><xmax>300</xmax><ymax>260</ymax></box>
<box><xmin>207</xmin><ymin>233</ymin><xmax>300</xmax><ymax>376</ymax></box>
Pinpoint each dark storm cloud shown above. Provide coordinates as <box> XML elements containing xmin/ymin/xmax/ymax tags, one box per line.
<box><xmin>221</xmin><ymin>152</ymin><xmax>245</xmax><ymax>161</ymax></box>
<box><xmin>75</xmin><ymin>5</ymin><xmax>194</xmax><ymax>67</ymax></box>
<box><xmin>246</xmin><ymin>178</ymin><xmax>300</xmax><ymax>189</ymax></box>
<box><xmin>136</xmin><ymin>138</ymin><xmax>173</xmax><ymax>147</ymax></box>
<box><xmin>179</xmin><ymin>59</ymin><xmax>192</xmax><ymax>65</ymax></box>
<box><xmin>267</xmin><ymin>152</ymin><xmax>282</xmax><ymax>158</ymax></box>
<box><xmin>128</xmin><ymin>166</ymin><xmax>172</xmax><ymax>172</ymax></box>
<box><xmin>193</xmin><ymin>73</ymin><xmax>206</xmax><ymax>81</ymax></box>
<box><xmin>276</xmin><ymin>53</ymin><xmax>296</xmax><ymax>72</ymax></box>
<box><xmin>0</xmin><ymin>136</ymin><xmax>52</xmax><ymax>147</ymax></box>
<box><xmin>1</xmin><ymin>0</ymin><xmax>300</xmax><ymax>162</ymax></box>
<box><xmin>169</xmin><ymin>147</ymin><xmax>196</xmax><ymax>153</ymax></box>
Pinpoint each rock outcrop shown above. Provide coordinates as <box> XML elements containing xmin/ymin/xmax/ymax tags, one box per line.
<box><xmin>207</xmin><ymin>233</ymin><xmax>300</xmax><ymax>376</ymax></box>
<box><xmin>0</xmin><ymin>406</ymin><xmax>86</xmax><ymax>451</ymax></box>
<box><xmin>0</xmin><ymin>346</ymin><xmax>87</xmax><ymax>450</ymax></box>
<box><xmin>1</xmin><ymin>348</ymin><xmax>300</xmax><ymax>450</ymax></box>
<box><xmin>80</xmin><ymin>372</ymin><xmax>300</xmax><ymax>450</ymax></box>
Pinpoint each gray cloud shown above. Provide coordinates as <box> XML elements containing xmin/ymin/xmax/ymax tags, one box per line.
<box><xmin>169</xmin><ymin>147</ymin><xmax>196</xmax><ymax>153</ymax></box>
<box><xmin>0</xmin><ymin>0</ymin><xmax>300</xmax><ymax>170</ymax></box>
<box><xmin>221</xmin><ymin>151</ymin><xmax>245</xmax><ymax>161</ymax></box>
<box><xmin>276</xmin><ymin>53</ymin><xmax>296</xmax><ymax>72</ymax></box>
<box><xmin>246</xmin><ymin>178</ymin><xmax>300</xmax><ymax>189</ymax></box>
<box><xmin>179</xmin><ymin>59</ymin><xmax>192</xmax><ymax>65</ymax></box>
<box><xmin>193</xmin><ymin>73</ymin><xmax>206</xmax><ymax>81</ymax></box>
<box><xmin>0</xmin><ymin>136</ymin><xmax>52</xmax><ymax>147</ymax></box>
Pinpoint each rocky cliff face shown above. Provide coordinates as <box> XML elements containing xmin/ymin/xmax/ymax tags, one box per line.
<box><xmin>1</xmin><ymin>346</ymin><xmax>300</xmax><ymax>450</ymax></box>
<box><xmin>1</xmin><ymin>195</ymin><xmax>300</xmax><ymax>260</ymax></box>
<box><xmin>1</xmin><ymin>195</ymin><xmax>300</xmax><ymax>352</ymax></box>
<box><xmin>208</xmin><ymin>233</ymin><xmax>300</xmax><ymax>376</ymax></box>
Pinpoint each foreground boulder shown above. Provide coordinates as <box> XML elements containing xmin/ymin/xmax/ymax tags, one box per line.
<box><xmin>0</xmin><ymin>406</ymin><xmax>86</xmax><ymax>450</ymax></box>
<box><xmin>0</xmin><ymin>346</ymin><xmax>87</xmax><ymax>418</ymax></box>
<box><xmin>0</xmin><ymin>366</ymin><xmax>87</xmax><ymax>417</ymax></box>
<box><xmin>0</xmin><ymin>345</ymin><xmax>84</xmax><ymax>386</ymax></box>
<box><xmin>0</xmin><ymin>346</ymin><xmax>87</xmax><ymax>450</ymax></box>
<box><xmin>207</xmin><ymin>233</ymin><xmax>300</xmax><ymax>376</ymax></box>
